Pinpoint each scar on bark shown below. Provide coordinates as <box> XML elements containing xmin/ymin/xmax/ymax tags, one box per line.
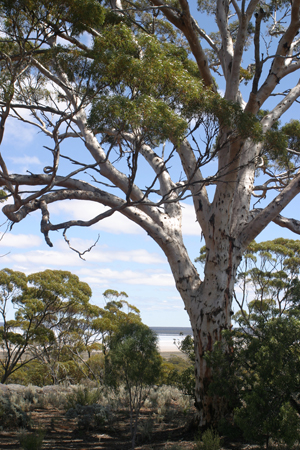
<box><xmin>224</xmin><ymin>239</ymin><xmax>234</xmax><ymax>322</ymax></box>
<box><xmin>209</xmin><ymin>213</ymin><xmax>215</xmax><ymax>238</ymax></box>
<box><xmin>212</xmin><ymin>306</ymin><xmax>222</xmax><ymax>317</ymax></box>
<box><xmin>207</xmin><ymin>334</ymin><xmax>212</xmax><ymax>352</ymax></box>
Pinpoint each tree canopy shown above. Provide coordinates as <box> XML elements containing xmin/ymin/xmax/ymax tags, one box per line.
<box><xmin>0</xmin><ymin>268</ymin><xmax>92</xmax><ymax>383</ymax></box>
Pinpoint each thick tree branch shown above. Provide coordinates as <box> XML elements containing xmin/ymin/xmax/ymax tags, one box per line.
<box><xmin>193</xmin><ymin>23</ymin><xmax>219</xmax><ymax>54</ymax></box>
<box><xmin>240</xmin><ymin>171</ymin><xmax>300</xmax><ymax>246</ymax></box>
<box><xmin>3</xmin><ymin>186</ymin><xmax>170</xmax><ymax>241</ymax></box>
<box><xmin>252</xmin><ymin>8</ymin><xmax>266</xmax><ymax>94</ymax></box>
<box><xmin>247</xmin><ymin>0</ymin><xmax>300</xmax><ymax>113</ymax></box>
<box><xmin>175</xmin><ymin>138</ymin><xmax>210</xmax><ymax>237</ymax></box>
<box><xmin>260</xmin><ymin>79</ymin><xmax>300</xmax><ymax>131</ymax></box>
<box><xmin>216</xmin><ymin>0</ymin><xmax>234</xmax><ymax>84</ymax></box>
<box><xmin>106</xmin><ymin>129</ymin><xmax>181</xmax><ymax>219</ymax></box>
<box><xmin>247</xmin><ymin>207</ymin><xmax>300</xmax><ymax>234</ymax></box>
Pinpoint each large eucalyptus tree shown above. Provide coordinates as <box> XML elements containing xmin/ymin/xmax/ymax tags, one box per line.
<box><xmin>0</xmin><ymin>0</ymin><xmax>300</xmax><ymax>426</ymax></box>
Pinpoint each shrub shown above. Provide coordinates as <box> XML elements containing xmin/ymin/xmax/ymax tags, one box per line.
<box><xmin>137</xmin><ymin>417</ymin><xmax>154</xmax><ymax>444</ymax></box>
<box><xmin>0</xmin><ymin>393</ymin><xmax>31</xmax><ymax>429</ymax></box>
<box><xmin>205</xmin><ymin>316</ymin><xmax>300</xmax><ymax>446</ymax></box>
<box><xmin>65</xmin><ymin>385</ymin><xmax>102</xmax><ymax>410</ymax></box>
<box><xmin>42</xmin><ymin>389</ymin><xmax>68</xmax><ymax>409</ymax></box>
<box><xmin>195</xmin><ymin>428</ymin><xmax>221</xmax><ymax>450</ymax></box>
<box><xmin>65</xmin><ymin>403</ymin><xmax>110</xmax><ymax>431</ymax></box>
<box><xmin>18</xmin><ymin>428</ymin><xmax>45</xmax><ymax>450</ymax></box>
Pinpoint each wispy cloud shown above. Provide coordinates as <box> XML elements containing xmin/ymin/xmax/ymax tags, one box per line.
<box><xmin>1</xmin><ymin>242</ymin><xmax>166</xmax><ymax>271</ymax></box>
<box><xmin>181</xmin><ymin>203</ymin><xmax>201</xmax><ymax>236</ymax></box>
<box><xmin>8</xmin><ymin>156</ymin><xmax>41</xmax><ymax>166</ymax></box>
<box><xmin>0</xmin><ymin>234</ymin><xmax>43</xmax><ymax>248</ymax></box>
<box><xmin>80</xmin><ymin>268</ymin><xmax>174</xmax><ymax>287</ymax></box>
<box><xmin>86</xmin><ymin>249</ymin><xmax>165</xmax><ymax>264</ymax></box>
<box><xmin>4</xmin><ymin>115</ymin><xmax>37</xmax><ymax>147</ymax></box>
<box><xmin>2</xmin><ymin>249</ymin><xmax>83</xmax><ymax>269</ymax></box>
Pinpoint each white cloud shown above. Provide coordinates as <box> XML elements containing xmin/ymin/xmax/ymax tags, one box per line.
<box><xmin>87</xmin><ymin>248</ymin><xmax>165</xmax><ymax>264</ymax></box>
<box><xmin>80</xmin><ymin>268</ymin><xmax>174</xmax><ymax>286</ymax></box>
<box><xmin>0</xmin><ymin>241</ymin><xmax>165</xmax><ymax>274</ymax></box>
<box><xmin>55</xmin><ymin>239</ymin><xmax>165</xmax><ymax>264</ymax></box>
<box><xmin>2</xmin><ymin>249</ymin><xmax>83</xmax><ymax>269</ymax></box>
<box><xmin>8</xmin><ymin>156</ymin><xmax>41</xmax><ymax>166</ymax></box>
<box><xmin>0</xmin><ymin>234</ymin><xmax>42</xmax><ymax>248</ymax></box>
<box><xmin>181</xmin><ymin>203</ymin><xmax>201</xmax><ymax>236</ymax></box>
<box><xmin>4</xmin><ymin>115</ymin><xmax>37</xmax><ymax>147</ymax></box>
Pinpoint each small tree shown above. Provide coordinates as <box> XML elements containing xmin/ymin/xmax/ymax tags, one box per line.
<box><xmin>68</xmin><ymin>289</ymin><xmax>142</xmax><ymax>383</ymax></box>
<box><xmin>93</xmin><ymin>290</ymin><xmax>142</xmax><ymax>352</ymax></box>
<box><xmin>105</xmin><ymin>322</ymin><xmax>161</xmax><ymax>450</ymax></box>
<box><xmin>0</xmin><ymin>268</ymin><xmax>92</xmax><ymax>383</ymax></box>
<box><xmin>205</xmin><ymin>239</ymin><xmax>300</xmax><ymax>445</ymax></box>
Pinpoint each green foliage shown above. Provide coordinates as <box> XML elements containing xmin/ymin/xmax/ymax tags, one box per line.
<box><xmin>1</xmin><ymin>0</ymin><xmax>106</xmax><ymax>36</ymax></box>
<box><xmin>85</xmin><ymin>353</ymin><xmax>105</xmax><ymax>380</ymax></box>
<box><xmin>205</xmin><ymin>321</ymin><xmax>300</xmax><ymax>445</ymax></box>
<box><xmin>65</xmin><ymin>403</ymin><xmax>110</xmax><ymax>431</ymax></box>
<box><xmin>18</xmin><ymin>428</ymin><xmax>45</xmax><ymax>450</ymax></box>
<box><xmin>0</xmin><ymin>392</ymin><xmax>31</xmax><ymax>429</ymax></box>
<box><xmin>88</xmin><ymin>26</ymin><xmax>206</xmax><ymax>144</ymax></box>
<box><xmin>195</xmin><ymin>428</ymin><xmax>221</xmax><ymax>450</ymax></box>
<box><xmin>0</xmin><ymin>188</ymin><xmax>7</xmax><ymax>202</ymax></box>
<box><xmin>259</xmin><ymin>115</ymin><xmax>300</xmax><ymax>172</ymax></box>
<box><xmin>106</xmin><ymin>322</ymin><xmax>161</xmax><ymax>389</ymax></box>
<box><xmin>93</xmin><ymin>290</ymin><xmax>141</xmax><ymax>354</ymax></box>
<box><xmin>173</xmin><ymin>335</ymin><xmax>195</xmax><ymax>397</ymax></box>
<box><xmin>105</xmin><ymin>321</ymin><xmax>161</xmax><ymax>448</ymax></box>
<box><xmin>0</xmin><ymin>276</ymin><xmax>145</xmax><ymax>387</ymax></box>
<box><xmin>235</xmin><ymin>238</ymin><xmax>300</xmax><ymax>325</ymax></box>
<box><xmin>0</xmin><ymin>268</ymin><xmax>93</xmax><ymax>384</ymax></box>
<box><xmin>6</xmin><ymin>360</ymin><xmax>52</xmax><ymax>386</ymax></box>
<box><xmin>176</xmin><ymin>364</ymin><xmax>195</xmax><ymax>398</ymax></box>
<box><xmin>199</xmin><ymin>239</ymin><xmax>300</xmax><ymax>445</ymax></box>
<box><xmin>159</xmin><ymin>353</ymin><xmax>195</xmax><ymax>397</ymax></box>
<box><xmin>232</xmin><ymin>316</ymin><xmax>300</xmax><ymax>446</ymax></box>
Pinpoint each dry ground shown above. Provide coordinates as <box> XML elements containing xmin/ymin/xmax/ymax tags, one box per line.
<box><xmin>0</xmin><ymin>403</ymin><xmax>198</xmax><ymax>450</ymax></box>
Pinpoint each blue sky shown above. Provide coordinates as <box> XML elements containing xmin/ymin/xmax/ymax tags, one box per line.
<box><xmin>0</xmin><ymin>3</ymin><xmax>300</xmax><ymax>327</ymax></box>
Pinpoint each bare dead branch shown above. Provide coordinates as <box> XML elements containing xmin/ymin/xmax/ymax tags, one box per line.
<box><xmin>63</xmin><ymin>230</ymin><xmax>100</xmax><ymax>260</ymax></box>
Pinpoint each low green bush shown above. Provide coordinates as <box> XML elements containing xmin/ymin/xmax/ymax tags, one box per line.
<box><xmin>195</xmin><ymin>428</ymin><xmax>221</xmax><ymax>450</ymax></box>
<box><xmin>0</xmin><ymin>393</ymin><xmax>31</xmax><ymax>430</ymax></box>
<box><xmin>137</xmin><ymin>417</ymin><xmax>154</xmax><ymax>444</ymax></box>
<box><xmin>65</xmin><ymin>403</ymin><xmax>111</xmax><ymax>431</ymax></box>
<box><xmin>18</xmin><ymin>428</ymin><xmax>45</xmax><ymax>450</ymax></box>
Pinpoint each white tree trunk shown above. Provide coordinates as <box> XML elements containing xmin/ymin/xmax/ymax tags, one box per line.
<box><xmin>160</xmin><ymin>214</ymin><xmax>243</xmax><ymax>426</ymax></box>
